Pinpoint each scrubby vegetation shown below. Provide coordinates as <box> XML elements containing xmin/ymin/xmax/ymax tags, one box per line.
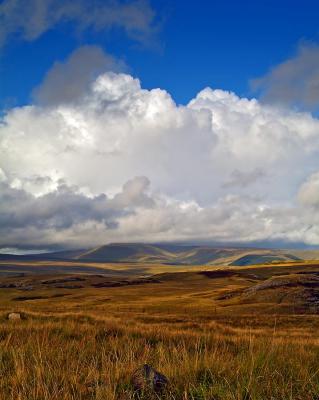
<box><xmin>0</xmin><ymin>263</ymin><xmax>319</xmax><ymax>399</ymax></box>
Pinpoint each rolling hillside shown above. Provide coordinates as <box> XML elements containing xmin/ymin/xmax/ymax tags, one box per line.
<box><xmin>2</xmin><ymin>243</ymin><xmax>319</xmax><ymax>266</ymax></box>
<box><xmin>71</xmin><ymin>243</ymin><xmax>319</xmax><ymax>266</ymax></box>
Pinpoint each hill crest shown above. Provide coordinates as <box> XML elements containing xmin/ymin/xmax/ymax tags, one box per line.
<box><xmin>2</xmin><ymin>242</ymin><xmax>319</xmax><ymax>267</ymax></box>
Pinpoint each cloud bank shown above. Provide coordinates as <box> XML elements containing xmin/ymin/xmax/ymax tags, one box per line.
<box><xmin>2</xmin><ymin>48</ymin><xmax>319</xmax><ymax>249</ymax></box>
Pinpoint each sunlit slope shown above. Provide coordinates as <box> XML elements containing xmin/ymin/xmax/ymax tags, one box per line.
<box><xmin>3</xmin><ymin>243</ymin><xmax>319</xmax><ymax>267</ymax></box>
<box><xmin>75</xmin><ymin>243</ymin><xmax>176</xmax><ymax>263</ymax></box>
<box><xmin>73</xmin><ymin>243</ymin><xmax>312</xmax><ymax>265</ymax></box>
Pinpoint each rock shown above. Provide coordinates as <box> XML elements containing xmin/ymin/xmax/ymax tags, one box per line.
<box><xmin>7</xmin><ymin>312</ymin><xmax>21</xmax><ymax>320</ymax></box>
<box><xmin>131</xmin><ymin>364</ymin><xmax>168</xmax><ymax>394</ymax></box>
<box><xmin>117</xmin><ymin>394</ymin><xmax>130</xmax><ymax>400</ymax></box>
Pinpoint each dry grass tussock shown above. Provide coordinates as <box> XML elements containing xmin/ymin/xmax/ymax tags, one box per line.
<box><xmin>0</xmin><ymin>314</ymin><xmax>318</xmax><ymax>400</ymax></box>
<box><xmin>0</xmin><ymin>264</ymin><xmax>319</xmax><ymax>399</ymax></box>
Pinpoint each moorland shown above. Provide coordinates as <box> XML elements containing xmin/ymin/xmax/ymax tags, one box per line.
<box><xmin>0</xmin><ymin>245</ymin><xmax>319</xmax><ymax>399</ymax></box>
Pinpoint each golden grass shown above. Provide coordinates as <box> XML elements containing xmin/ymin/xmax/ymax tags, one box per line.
<box><xmin>0</xmin><ymin>264</ymin><xmax>319</xmax><ymax>399</ymax></box>
<box><xmin>1</xmin><ymin>314</ymin><xmax>319</xmax><ymax>400</ymax></box>
<box><xmin>0</xmin><ymin>260</ymin><xmax>217</xmax><ymax>276</ymax></box>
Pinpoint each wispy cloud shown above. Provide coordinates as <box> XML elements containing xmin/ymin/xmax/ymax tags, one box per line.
<box><xmin>251</xmin><ymin>42</ymin><xmax>319</xmax><ymax>111</ymax></box>
<box><xmin>33</xmin><ymin>45</ymin><xmax>127</xmax><ymax>105</ymax></box>
<box><xmin>222</xmin><ymin>168</ymin><xmax>266</xmax><ymax>189</ymax></box>
<box><xmin>0</xmin><ymin>0</ymin><xmax>157</xmax><ymax>47</ymax></box>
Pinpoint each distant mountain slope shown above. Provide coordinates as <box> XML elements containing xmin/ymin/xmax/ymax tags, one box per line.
<box><xmin>71</xmin><ymin>243</ymin><xmax>306</xmax><ymax>266</ymax></box>
<box><xmin>0</xmin><ymin>249</ymin><xmax>87</xmax><ymax>262</ymax></box>
<box><xmin>1</xmin><ymin>243</ymin><xmax>319</xmax><ymax>266</ymax></box>
<box><xmin>74</xmin><ymin>243</ymin><xmax>241</xmax><ymax>264</ymax></box>
<box><xmin>75</xmin><ymin>243</ymin><xmax>173</xmax><ymax>263</ymax></box>
<box><xmin>228</xmin><ymin>253</ymin><xmax>301</xmax><ymax>266</ymax></box>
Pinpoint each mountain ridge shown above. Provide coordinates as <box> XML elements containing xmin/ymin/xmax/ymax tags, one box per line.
<box><xmin>2</xmin><ymin>242</ymin><xmax>319</xmax><ymax>266</ymax></box>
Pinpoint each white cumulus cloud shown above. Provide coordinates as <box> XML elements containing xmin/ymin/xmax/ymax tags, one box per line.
<box><xmin>2</xmin><ymin>66</ymin><xmax>319</xmax><ymax>249</ymax></box>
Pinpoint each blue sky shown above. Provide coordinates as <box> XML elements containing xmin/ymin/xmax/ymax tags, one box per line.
<box><xmin>2</xmin><ymin>0</ymin><xmax>319</xmax><ymax>109</ymax></box>
<box><xmin>2</xmin><ymin>0</ymin><xmax>319</xmax><ymax>250</ymax></box>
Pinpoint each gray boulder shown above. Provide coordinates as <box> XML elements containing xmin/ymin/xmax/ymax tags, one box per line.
<box><xmin>131</xmin><ymin>364</ymin><xmax>168</xmax><ymax>394</ymax></box>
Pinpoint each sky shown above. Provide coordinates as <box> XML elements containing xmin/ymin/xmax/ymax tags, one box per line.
<box><xmin>1</xmin><ymin>0</ymin><xmax>319</xmax><ymax>251</ymax></box>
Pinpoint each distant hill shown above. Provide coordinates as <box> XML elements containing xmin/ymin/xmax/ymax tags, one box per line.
<box><xmin>0</xmin><ymin>249</ymin><xmax>87</xmax><ymax>262</ymax></box>
<box><xmin>73</xmin><ymin>243</ymin><xmax>319</xmax><ymax>266</ymax></box>
<box><xmin>2</xmin><ymin>243</ymin><xmax>319</xmax><ymax>266</ymax></box>
<box><xmin>73</xmin><ymin>243</ymin><xmax>266</xmax><ymax>264</ymax></box>
<box><xmin>228</xmin><ymin>253</ymin><xmax>301</xmax><ymax>266</ymax></box>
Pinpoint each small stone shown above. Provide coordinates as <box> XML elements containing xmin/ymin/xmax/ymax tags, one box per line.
<box><xmin>7</xmin><ymin>312</ymin><xmax>21</xmax><ymax>320</ymax></box>
<box><xmin>131</xmin><ymin>364</ymin><xmax>168</xmax><ymax>394</ymax></box>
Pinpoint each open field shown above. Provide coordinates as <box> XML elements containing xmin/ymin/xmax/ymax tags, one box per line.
<box><xmin>1</xmin><ymin>261</ymin><xmax>319</xmax><ymax>399</ymax></box>
<box><xmin>0</xmin><ymin>260</ymin><xmax>213</xmax><ymax>276</ymax></box>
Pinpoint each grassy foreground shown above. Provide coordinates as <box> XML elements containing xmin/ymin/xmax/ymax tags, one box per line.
<box><xmin>1</xmin><ymin>314</ymin><xmax>319</xmax><ymax>400</ymax></box>
<box><xmin>0</xmin><ymin>264</ymin><xmax>319</xmax><ymax>399</ymax></box>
